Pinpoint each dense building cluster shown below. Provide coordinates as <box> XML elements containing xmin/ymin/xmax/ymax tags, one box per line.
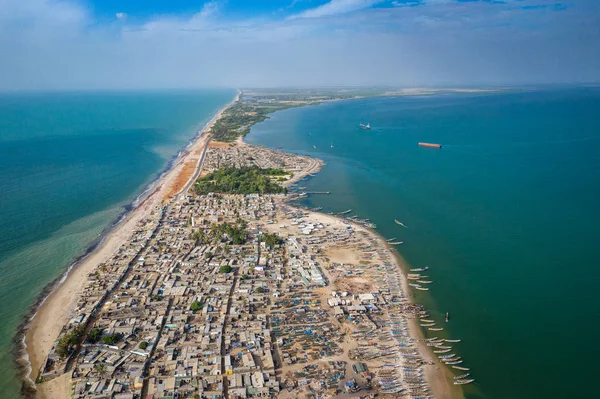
<box><xmin>38</xmin><ymin>144</ymin><xmax>436</xmax><ymax>399</ymax></box>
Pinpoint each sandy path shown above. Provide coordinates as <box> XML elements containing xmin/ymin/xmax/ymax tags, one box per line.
<box><xmin>25</xmin><ymin>92</ymin><xmax>239</xmax><ymax>398</ymax></box>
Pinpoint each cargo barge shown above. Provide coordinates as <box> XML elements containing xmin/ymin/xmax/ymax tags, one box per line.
<box><xmin>418</xmin><ymin>142</ymin><xmax>442</xmax><ymax>148</ymax></box>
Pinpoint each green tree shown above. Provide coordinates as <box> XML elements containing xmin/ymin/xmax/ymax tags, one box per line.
<box><xmin>139</xmin><ymin>341</ymin><xmax>149</xmax><ymax>350</ymax></box>
<box><xmin>261</xmin><ymin>233</ymin><xmax>283</xmax><ymax>248</ymax></box>
<box><xmin>255</xmin><ymin>286</ymin><xmax>265</xmax><ymax>293</ymax></box>
<box><xmin>193</xmin><ymin>166</ymin><xmax>288</xmax><ymax>195</ymax></box>
<box><xmin>94</xmin><ymin>362</ymin><xmax>108</xmax><ymax>377</ymax></box>
<box><xmin>219</xmin><ymin>265</ymin><xmax>232</xmax><ymax>273</ymax></box>
<box><xmin>102</xmin><ymin>333</ymin><xmax>123</xmax><ymax>345</ymax></box>
<box><xmin>56</xmin><ymin>325</ymin><xmax>85</xmax><ymax>358</ymax></box>
<box><xmin>87</xmin><ymin>328</ymin><xmax>103</xmax><ymax>344</ymax></box>
<box><xmin>190</xmin><ymin>301</ymin><xmax>203</xmax><ymax>312</ymax></box>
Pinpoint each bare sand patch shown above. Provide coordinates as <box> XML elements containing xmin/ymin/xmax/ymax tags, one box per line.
<box><xmin>209</xmin><ymin>140</ymin><xmax>234</xmax><ymax>149</ymax></box>
<box><xmin>325</xmin><ymin>246</ymin><xmax>362</xmax><ymax>265</ymax></box>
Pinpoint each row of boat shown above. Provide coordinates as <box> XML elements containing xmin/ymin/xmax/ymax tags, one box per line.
<box><xmin>422</xmin><ymin>320</ymin><xmax>475</xmax><ymax>386</ymax></box>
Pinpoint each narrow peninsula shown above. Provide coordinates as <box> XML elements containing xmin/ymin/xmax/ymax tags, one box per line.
<box><xmin>22</xmin><ymin>89</ymin><xmax>469</xmax><ymax>399</ymax></box>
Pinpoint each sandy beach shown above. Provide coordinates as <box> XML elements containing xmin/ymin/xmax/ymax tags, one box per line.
<box><xmin>24</xmin><ymin>92</ymin><xmax>459</xmax><ymax>399</ymax></box>
<box><xmin>260</xmin><ymin>206</ymin><xmax>460</xmax><ymax>399</ymax></box>
<box><xmin>23</xmin><ymin>92</ymin><xmax>239</xmax><ymax>398</ymax></box>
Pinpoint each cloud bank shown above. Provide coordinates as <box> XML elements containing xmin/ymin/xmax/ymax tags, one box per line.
<box><xmin>0</xmin><ymin>0</ymin><xmax>599</xmax><ymax>90</ymax></box>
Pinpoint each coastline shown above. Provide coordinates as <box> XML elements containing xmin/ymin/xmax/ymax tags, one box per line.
<box><xmin>237</xmin><ymin>133</ymin><xmax>462</xmax><ymax>399</ymax></box>
<box><xmin>20</xmin><ymin>90</ymin><xmax>461</xmax><ymax>399</ymax></box>
<box><xmin>19</xmin><ymin>91</ymin><xmax>240</xmax><ymax>398</ymax></box>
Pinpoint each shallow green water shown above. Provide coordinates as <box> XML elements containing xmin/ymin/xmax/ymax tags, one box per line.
<box><xmin>0</xmin><ymin>89</ymin><xmax>235</xmax><ymax>397</ymax></box>
<box><xmin>246</xmin><ymin>88</ymin><xmax>600</xmax><ymax>399</ymax></box>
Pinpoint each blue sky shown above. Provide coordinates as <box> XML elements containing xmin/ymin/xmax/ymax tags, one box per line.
<box><xmin>0</xmin><ymin>0</ymin><xmax>599</xmax><ymax>89</ymax></box>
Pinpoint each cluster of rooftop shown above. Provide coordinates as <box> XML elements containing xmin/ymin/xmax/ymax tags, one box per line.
<box><xmin>36</xmin><ymin>141</ymin><xmax>438</xmax><ymax>399</ymax></box>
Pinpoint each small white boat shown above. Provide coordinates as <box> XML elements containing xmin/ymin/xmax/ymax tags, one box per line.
<box><xmin>454</xmin><ymin>379</ymin><xmax>474</xmax><ymax>385</ymax></box>
<box><xmin>394</xmin><ymin>219</ymin><xmax>409</xmax><ymax>228</ymax></box>
<box><xmin>452</xmin><ymin>366</ymin><xmax>470</xmax><ymax>371</ymax></box>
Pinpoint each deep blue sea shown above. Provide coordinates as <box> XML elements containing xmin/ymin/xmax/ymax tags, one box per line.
<box><xmin>246</xmin><ymin>88</ymin><xmax>600</xmax><ymax>399</ymax></box>
<box><xmin>0</xmin><ymin>89</ymin><xmax>235</xmax><ymax>397</ymax></box>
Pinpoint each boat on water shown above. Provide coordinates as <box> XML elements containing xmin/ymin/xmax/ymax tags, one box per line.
<box><xmin>446</xmin><ymin>312</ymin><xmax>450</xmax><ymax>322</ymax></box>
<box><xmin>416</xmin><ymin>280</ymin><xmax>432</xmax><ymax>284</ymax></box>
<box><xmin>331</xmin><ymin>143</ymin><xmax>334</xmax><ymax>148</ymax></box>
<box><xmin>313</xmin><ymin>145</ymin><xmax>317</xmax><ymax>149</ymax></box>
<box><xmin>452</xmin><ymin>366</ymin><xmax>470</xmax><ymax>371</ymax></box>
<box><xmin>454</xmin><ymin>379</ymin><xmax>475</xmax><ymax>385</ymax></box>
<box><xmin>421</xmin><ymin>319</ymin><xmax>434</xmax><ymax>323</ymax></box>
<box><xmin>416</xmin><ymin>287</ymin><xmax>429</xmax><ymax>291</ymax></box>
<box><xmin>360</xmin><ymin>122</ymin><xmax>371</xmax><ymax>130</ymax></box>
<box><xmin>386</xmin><ymin>237</ymin><xmax>397</xmax><ymax>242</ymax></box>
<box><xmin>410</xmin><ymin>266</ymin><xmax>429</xmax><ymax>272</ymax></box>
<box><xmin>418</xmin><ymin>142</ymin><xmax>442</xmax><ymax>149</ymax></box>
<box><xmin>338</xmin><ymin>209</ymin><xmax>352</xmax><ymax>215</ymax></box>
<box><xmin>454</xmin><ymin>373</ymin><xmax>470</xmax><ymax>380</ymax></box>
<box><xmin>439</xmin><ymin>354</ymin><xmax>456</xmax><ymax>359</ymax></box>
<box><xmin>445</xmin><ymin>360</ymin><xmax>463</xmax><ymax>365</ymax></box>
<box><xmin>389</xmin><ymin>241</ymin><xmax>404</xmax><ymax>245</ymax></box>
<box><xmin>420</xmin><ymin>323</ymin><xmax>435</xmax><ymax>327</ymax></box>
<box><xmin>434</xmin><ymin>349</ymin><xmax>451</xmax><ymax>354</ymax></box>
<box><xmin>394</xmin><ymin>219</ymin><xmax>409</xmax><ymax>228</ymax></box>
<box><xmin>428</xmin><ymin>327</ymin><xmax>443</xmax><ymax>331</ymax></box>
<box><xmin>445</xmin><ymin>339</ymin><xmax>461</xmax><ymax>343</ymax></box>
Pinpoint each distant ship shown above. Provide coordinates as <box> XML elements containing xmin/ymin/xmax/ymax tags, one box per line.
<box><xmin>359</xmin><ymin>123</ymin><xmax>371</xmax><ymax>130</ymax></box>
<box><xmin>419</xmin><ymin>142</ymin><xmax>442</xmax><ymax>148</ymax></box>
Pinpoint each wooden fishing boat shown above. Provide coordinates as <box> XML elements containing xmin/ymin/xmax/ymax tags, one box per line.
<box><xmin>454</xmin><ymin>379</ymin><xmax>475</xmax><ymax>385</ymax></box>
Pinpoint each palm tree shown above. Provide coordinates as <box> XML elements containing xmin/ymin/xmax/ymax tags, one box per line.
<box><xmin>94</xmin><ymin>362</ymin><xmax>108</xmax><ymax>378</ymax></box>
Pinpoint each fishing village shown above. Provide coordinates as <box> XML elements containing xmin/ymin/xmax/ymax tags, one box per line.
<box><xmin>26</xmin><ymin>91</ymin><xmax>472</xmax><ymax>399</ymax></box>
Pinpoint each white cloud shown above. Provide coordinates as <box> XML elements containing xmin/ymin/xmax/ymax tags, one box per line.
<box><xmin>290</xmin><ymin>0</ymin><xmax>384</xmax><ymax>19</ymax></box>
<box><xmin>0</xmin><ymin>0</ymin><xmax>598</xmax><ymax>90</ymax></box>
<box><xmin>116</xmin><ymin>12</ymin><xmax>127</xmax><ymax>21</ymax></box>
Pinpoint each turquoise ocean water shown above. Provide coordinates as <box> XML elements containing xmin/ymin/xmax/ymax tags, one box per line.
<box><xmin>246</xmin><ymin>89</ymin><xmax>600</xmax><ymax>399</ymax></box>
<box><xmin>0</xmin><ymin>89</ymin><xmax>235</xmax><ymax>397</ymax></box>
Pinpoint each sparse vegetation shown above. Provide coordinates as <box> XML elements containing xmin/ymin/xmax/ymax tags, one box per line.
<box><xmin>261</xmin><ymin>232</ymin><xmax>283</xmax><ymax>248</ymax></box>
<box><xmin>210</xmin><ymin>102</ymin><xmax>298</xmax><ymax>142</ymax></box>
<box><xmin>56</xmin><ymin>325</ymin><xmax>86</xmax><ymax>358</ymax></box>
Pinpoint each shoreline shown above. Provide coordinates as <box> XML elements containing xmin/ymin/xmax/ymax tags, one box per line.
<box><xmin>19</xmin><ymin>90</ymin><xmax>461</xmax><ymax>399</ymax></box>
<box><xmin>238</xmin><ymin>133</ymin><xmax>463</xmax><ymax>399</ymax></box>
<box><xmin>18</xmin><ymin>90</ymin><xmax>240</xmax><ymax>397</ymax></box>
